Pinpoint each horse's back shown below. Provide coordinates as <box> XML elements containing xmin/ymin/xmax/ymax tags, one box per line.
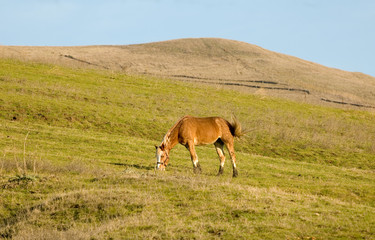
<box><xmin>180</xmin><ymin>116</ymin><xmax>224</xmax><ymax>130</ymax></box>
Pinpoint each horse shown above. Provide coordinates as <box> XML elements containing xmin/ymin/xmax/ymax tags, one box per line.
<box><xmin>155</xmin><ymin>115</ymin><xmax>243</xmax><ymax>177</ymax></box>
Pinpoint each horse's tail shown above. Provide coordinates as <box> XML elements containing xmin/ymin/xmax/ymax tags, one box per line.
<box><xmin>228</xmin><ymin>115</ymin><xmax>245</xmax><ymax>138</ymax></box>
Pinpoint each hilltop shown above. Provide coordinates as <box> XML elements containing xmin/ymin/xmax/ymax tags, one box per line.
<box><xmin>1</xmin><ymin>38</ymin><xmax>375</xmax><ymax>109</ymax></box>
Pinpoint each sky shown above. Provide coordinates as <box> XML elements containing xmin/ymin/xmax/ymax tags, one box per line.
<box><xmin>1</xmin><ymin>0</ymin><xmax>375</xmax><ymax>77</ymax></box>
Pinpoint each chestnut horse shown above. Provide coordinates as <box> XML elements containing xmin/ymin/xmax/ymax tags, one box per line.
<box><xmin>155</xmin><ymin>115</ymin><xmax>243</xmax><ymax>177</ymax></box>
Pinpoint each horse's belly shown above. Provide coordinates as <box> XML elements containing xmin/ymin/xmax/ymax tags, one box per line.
<box><xmin>194</xmin><ymin>136</ymin><xmax>219</xmax><ymax>146</ymax></box>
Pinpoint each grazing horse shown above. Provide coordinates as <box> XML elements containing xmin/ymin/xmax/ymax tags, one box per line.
<box><xmin>155</xmin><ymin>115</ymin><xmax>243</xmax><ymax>177</ymax></box>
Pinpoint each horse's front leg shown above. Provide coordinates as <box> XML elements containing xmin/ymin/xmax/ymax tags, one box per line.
<box><xmin>186</xmin><ymin>142</ymin><xmax>201</xmax><ymax>174</ymax></box>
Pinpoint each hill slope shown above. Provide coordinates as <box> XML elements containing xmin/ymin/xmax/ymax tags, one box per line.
<box><xmin>1</xmin><ymin>38</ymin><xmax>375</xmax><ymax>109</ymax></box>
<box><xmin>1</xmin><ymin>59</ymin><xmax>375</xmax><ymax>239</ymax></box>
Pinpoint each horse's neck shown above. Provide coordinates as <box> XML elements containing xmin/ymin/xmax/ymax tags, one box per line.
<box><xmin>161</xmin><ymin>122</ymin><xmax>180</xmax><ymax>151</ymax></box>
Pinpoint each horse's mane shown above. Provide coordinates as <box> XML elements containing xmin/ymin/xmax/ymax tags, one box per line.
<box><xmin>161</xmin><ymin>115</ymin><xmax>190</xmax><ymax>148</ymax></box>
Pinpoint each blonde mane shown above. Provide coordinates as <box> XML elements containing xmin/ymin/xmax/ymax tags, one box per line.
<box><xmin>161</xmin><ymin>116</ymin><xmax>188</xmax><ymax>147</ymax></box>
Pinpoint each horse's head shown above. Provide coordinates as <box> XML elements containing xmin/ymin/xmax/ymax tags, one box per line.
<box><xmin>155</xmin><ymin>145</ymin><xmax>169</xmax><ymax>170</ymax></box>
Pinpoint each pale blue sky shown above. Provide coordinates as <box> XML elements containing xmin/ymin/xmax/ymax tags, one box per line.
<box><xmin>1</xmin><ymin>0</ymin><xmax>374</xmax><ymax>76</ymax></box>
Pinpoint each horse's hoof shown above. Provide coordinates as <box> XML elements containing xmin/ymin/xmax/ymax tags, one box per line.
<box><xmin>217</xmin><ymin>167</ymin><xmax>224</xmax><ymax>176</ymax></box>
<box><xmin>194</xmin><ymin>167</ymin><xmax>201</xmax><ymax>174</ymax></box>
<box><xmin>193</xmin><ymin>162</ymin><xmax>202</xmax><ymax>174</ymax></box>
<box><xmin>233</xmin><ymin>169</ymin><xmax>238</xmax><ymax>178</ymax></box>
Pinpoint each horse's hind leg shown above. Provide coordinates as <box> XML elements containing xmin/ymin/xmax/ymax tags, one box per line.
<box><xmin>186</xmin><ymin>142</ymin><xmax>201</xmax><ymax>174</ymax></box>
<box><xmin>214</xmin><ymin>139</ymin><xmax>225</xmax><ymax>175</ymax></box>
<box><xmin>224</xmin><ymin>140</ymin><xmax>238</xmax><ymax>177</ymax></box>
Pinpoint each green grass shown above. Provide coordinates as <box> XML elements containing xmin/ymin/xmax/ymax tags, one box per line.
<box><xmin>0</xmin><ymin>59</ymin><xmax>374</xmax><ymax>239</ymax></box>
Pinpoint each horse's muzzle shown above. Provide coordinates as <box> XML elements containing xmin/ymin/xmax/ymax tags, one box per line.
<box><xmin>156</xmin><ymin>162</ymin><xmax>166</xmax><ymax>170</ymax></box>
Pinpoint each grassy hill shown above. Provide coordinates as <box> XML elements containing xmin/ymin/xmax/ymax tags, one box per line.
<box><xmin>1</xmin><ymin>59</ymin><xmax>375</xmax><ymax>239</ymax></box>
<box><xmin>2</xmin><ymin>38</ymin><xmax>375</xmax><ymax>110</ymax></box>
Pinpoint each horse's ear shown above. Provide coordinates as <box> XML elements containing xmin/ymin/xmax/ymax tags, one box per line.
<box><xmin>155</xmin><ymin>145</ymin><xmax>158</xmax><ymax>150</ymax></box>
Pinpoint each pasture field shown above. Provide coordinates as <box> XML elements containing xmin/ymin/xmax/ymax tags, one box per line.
<box><xmin>0</xmin><ymin>59</ymin><xmax>375</xmax><ymax>239</ymax></box>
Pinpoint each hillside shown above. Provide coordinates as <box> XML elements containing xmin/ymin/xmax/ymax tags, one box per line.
<box><xmin>1</xmin><ymin>38</ymin><xmax>375</xmax><ymax>109</ymax></box>
<box><xmin>1</xmin><ymin>59</ymin><xmax>375</xmax><ymax>239</ymax></box>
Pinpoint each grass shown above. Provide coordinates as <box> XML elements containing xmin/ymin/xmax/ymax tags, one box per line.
<box><xmin>0</xmin><ymin>58</ymin><xmax>375</xmax><ymax>239</ymax></box>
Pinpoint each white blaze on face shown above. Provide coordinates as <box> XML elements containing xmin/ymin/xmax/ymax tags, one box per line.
<box><xmin>156</xmin><ymin>148</ymin><xmax>163</xmax><ymax>169</ymax></box>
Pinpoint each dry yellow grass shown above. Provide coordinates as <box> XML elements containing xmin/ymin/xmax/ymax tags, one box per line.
<box><xmin>1</xmin><ymin>38</ymin><xmax>375</xmax><ymax>109</ymax></box>
<box><xmin>1</xmin><ymin>59</ymin><xmax>375</xmax><ymax>239</ymax></box>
